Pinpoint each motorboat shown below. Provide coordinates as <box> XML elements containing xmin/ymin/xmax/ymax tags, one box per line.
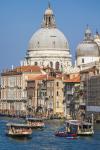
<box><xmin>55</xmin><ymin>131</ymin><xmax>77</xmax><ymax>138</ymax></box>
<box><xmin>6</xmin><ymin>123</ymin><xmax>32</xmax><ymax>137</ymax></box>
<box><xmin>66</xmin><ymin>119</ymin><xmax>94</xmax><ymax>136</ymax></box>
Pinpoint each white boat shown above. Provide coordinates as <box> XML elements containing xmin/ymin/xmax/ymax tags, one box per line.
<box><xmin>66</xmin><ymin>118</ymin><xmax>94</xmax><ymax>136</ymax></box>
<box><xmin>6</xmin><ymin>123</ymin><xmax>32</xmax><ymax>137</ymax></box>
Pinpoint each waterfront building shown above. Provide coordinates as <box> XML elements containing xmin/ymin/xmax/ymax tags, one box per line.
<box><xmin>22</xmin><ymin>4</ymin><xmax>72</xmax><ymax>71</ymax></box>
<box><xmin>0</xmin><ymin>66</ymin><xmax>43</xmax><ymax>115</ymax></box>
<box><xmin>80</xmin><ymin>66</ymin><xmax>99</xmax><ymax>110</ymax></box>
<box><xmin>27</xmin><ymin>74</ymin><xmax>48</xmax><ymax>115</ymax></box>
<box><xmin>27</xmin><ymin>73</ymin><xmax>64</xmax><ymax>117</ymax></box>
<box><xmin>63</xmin><ymin>74</ymin><xmax>80</xmax><ymax>118</ymax></box>
<box><xmin>86</xmin><ymin>75</ymin><xmax>100</xmax><ymax>115</ymax></box>
<box><xmin>85</xmin><ymin>75</ymin><xmax>100</xmax><ymax>122</ymax></box>
<box><xmin>53</xmin><ymin>78</ymin><xmax>64</xmax><ymax>116</ymax></box>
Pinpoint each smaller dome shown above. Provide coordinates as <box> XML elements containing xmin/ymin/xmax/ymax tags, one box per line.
<box><xmin>76</xmin><ymin>26</ymin><xmax>99</xmax><ymax>57</ymax></box>
<box><xmin>45</xmin><ymin>8</ymin><xmax>53</xmax><ymax>15</ymax></box>
<box><xmin>77</xmin><ymin>41</ymin><xmax>99</xmax><ymax>57</ymax></box>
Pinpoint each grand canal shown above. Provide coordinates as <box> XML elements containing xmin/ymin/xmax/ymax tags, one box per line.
<box><xmin>0</xmin><ymin>118</ymin><xmax>100</xmax><ymax>150</ymax></box>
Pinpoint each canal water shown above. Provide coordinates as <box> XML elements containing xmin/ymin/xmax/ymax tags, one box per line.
<box><xmin>0</xmin><ymin>118</ymin><xmax>100</xmax><ymax>150</ymax></box>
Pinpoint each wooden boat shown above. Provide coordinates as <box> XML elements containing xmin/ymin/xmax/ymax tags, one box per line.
<box><xmin>26</xmin><ymin>118</ymin><xmax>45</xmax><ymax>128</ymax></box>
<box><xmin>66</xmin><ymin>119</ymin><xmax>94</xmax><ymax>136</ymax></box>
<box><xmin>55</xmin><ymin>131</ymin><xmax>77</xmax><ymax>138</ymax></box>
<box><xmin>6</xmin><ymin>123</ymin><xmax>32</xmax><ymax>137</ymax></box>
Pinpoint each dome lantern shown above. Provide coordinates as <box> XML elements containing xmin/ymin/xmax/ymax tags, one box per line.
<box><xmin>41</xmin><ymin>2</ymin><xmax>56</xmax><ymax>28</ymax></box>
<box><xmin>84</xmin><ymin>25</ymin><xmax>93</xmax><ymax>41</ymax></box>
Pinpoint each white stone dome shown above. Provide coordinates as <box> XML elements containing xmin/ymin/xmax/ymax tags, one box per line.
<box><xmin>77</xmin><ymin>41</ymin><xmax>99</xmax><ymax>57</ymax></box>
<box><xmin>23</xmin><ymin>3</ymin><xmax>72</xmax><ymax>71</ymax></box>
<box><xmin>76</xmin><ymin>27</ymin><xmax>100</xmax><ymax>57</ymax></box>
<box><xmin>28</xmin><ymin>28</ymin><xmax>69</xmax><ymax>50</ymax></box>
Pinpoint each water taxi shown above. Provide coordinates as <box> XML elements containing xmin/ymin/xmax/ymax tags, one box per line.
<box><xmin>66</xmin><ymin>119</ymin><xmax>94</xmax><ymax>136</ymax></box>
<box><xmin>6</xmin><ymin>123</ymin><xmax>32</xmax><ymax>137</ymax></box>
<box><xmin>26</xmin><ymin>118</ymin><xmax>45</xmax><ymax>129</ymax></box>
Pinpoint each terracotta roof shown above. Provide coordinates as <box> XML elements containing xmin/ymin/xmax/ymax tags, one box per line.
<box><xmin>64</xmin><ymin>76</ymin><xmax>80</xmax><ymax>83</ymax></box>
<box><xmin>28</xmin><ymin>74</ymin><xmax>47</xmax><ymax>80</ymax></box>
<box><xmin>15</xmin><ymin>66</ymin><xmax>41</xmax><ymax>73</ymax></box>
<box><xmin>28</xmin><ymin>74</ymin><xmax>55</xmax><ymax>81</ymax></box>
<box><xmin>1</xmin><ymin>66</ymin><xmax>42</xmax><ymax>76</ymax></box>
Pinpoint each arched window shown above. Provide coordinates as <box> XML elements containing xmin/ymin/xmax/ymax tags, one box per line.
<box><xmin>34</xmin><ymin>62</ymin><xmax>38</xmax><ymax>66</ymax></box>
<box><xmin>55</xmin><ymin>62</ymin><xmax>59</xmax><ymax>70</ymax></box>
<box><xmin>50</xmin><ymin>61</ymin><xmax>53</xmax><ymax>68</ymax></box>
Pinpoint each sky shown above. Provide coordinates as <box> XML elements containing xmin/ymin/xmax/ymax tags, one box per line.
<box><xmin>0</xmin><ymin>0</ymin><xmax>100</xmax><ymax>70</ymax></box>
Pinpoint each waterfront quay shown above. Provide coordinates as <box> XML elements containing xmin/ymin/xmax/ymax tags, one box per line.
<box><xmin>0</xmin><ymin>117</ymin><xmax>100</xmax><ymax>150</ymax></box>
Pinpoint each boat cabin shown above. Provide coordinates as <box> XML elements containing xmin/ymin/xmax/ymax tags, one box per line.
<box><xmin>26</xmin><ymin>118</ymin><xmax>45</xmax><ymax>128</ymax></box>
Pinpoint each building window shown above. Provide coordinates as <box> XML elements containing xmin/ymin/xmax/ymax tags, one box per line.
<box><xmin>55</xmin><ymin>62</ymin><xmax>59</xmax><ymax>70</ymax></box>
<box><xmin>82</xmin><ymin>58</ymin><xmax>84</xmax><ymax>63</ymax></box>
<box><xmin>50</xmin><ymin>61</ymin><xmax>53</xmax><ymax>68</ymax></box>
<box><xmin>34</xmin><ymin>62</ymin><xmax>38</xmax><ymax>66</ymax></box>
<box><xmin>57</xmin><ymin>91</ymin><xmax>59</xmax><ymax>96</ymax></box>
<box><xmin>57</xmin><ymin>82</ymin><xmax>59</xmax><ymax>87</ymax></box>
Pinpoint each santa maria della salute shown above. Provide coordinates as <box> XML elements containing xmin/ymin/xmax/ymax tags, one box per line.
<box><xmin>0</xmin><ymin>3</ymin><xmax>100</xmax><ymax>120</ymax></box>
<box><xmin>22</xmin><ymin>3</ymin><xmax>72</xmax><ymax>71</ymax></box>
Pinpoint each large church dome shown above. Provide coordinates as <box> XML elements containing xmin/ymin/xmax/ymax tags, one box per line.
<box><xmin>23</xmin><ymin>3</ymin><xmax>72</xmax><ymax>71</ymax></box>
<box><xmin>28</xmin><ymin>28</ymin><xmax>69</xmax><ymax>50</ymax></box>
